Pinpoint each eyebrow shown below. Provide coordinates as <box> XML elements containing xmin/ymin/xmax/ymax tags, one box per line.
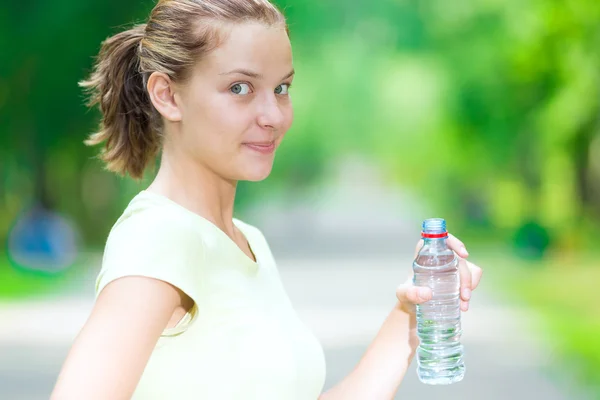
<box><xmin>219</xmin><ymin>68</ymin><xmax>295</xmax><ymax>80</ymax></box>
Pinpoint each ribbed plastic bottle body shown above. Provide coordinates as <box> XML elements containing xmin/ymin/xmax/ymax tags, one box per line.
<box><xmin>413</xmin><ymin>218</ymin><xmax>465</xmax><ymax>385</ymax></box>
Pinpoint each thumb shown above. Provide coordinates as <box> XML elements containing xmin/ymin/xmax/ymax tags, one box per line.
<box><xmin>396</xmin><ymin>281</ymin><xmax>432</xmax><ymax>305</ymax></box>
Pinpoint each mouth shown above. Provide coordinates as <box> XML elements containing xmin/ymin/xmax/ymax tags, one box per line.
<box><xmin>242</xmin><ymin>141</ymin><xmax>276</xmax><ymax>155</ymax></box>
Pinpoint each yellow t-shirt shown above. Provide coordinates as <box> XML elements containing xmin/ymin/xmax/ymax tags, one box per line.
<box><xmin>95</xmin><ymin>190</ymin><xmax>327</xmax><ymax>400</ymax></box>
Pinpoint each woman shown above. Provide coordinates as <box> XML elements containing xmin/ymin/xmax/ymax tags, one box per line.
<box><xmin>51</xmin><ymin>0</ymin><xmax>483</xmax><ymax>399</ymax></box>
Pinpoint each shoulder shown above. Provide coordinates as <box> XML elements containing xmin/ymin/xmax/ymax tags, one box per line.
<box><xmin>104</xmin><ymin>191</ymin><xmax>211</xmax><ymax>258</ymax></box>
<box><xmin>232</xmin><ymin>217</ymin><xmax>269</xmax><ymax>245</ymax></box>
<box><xmin>97</xmin><ymin>192</ymin><xmax>205</xmax><ymax>298</ymax></box>
<box><xmin>232</xmin><ymin>217</ymin><xmax>276</xmax><ymax>262</ymax></box>
<box><xmin>108</xmin><ymin>192</ymin><xmax>198</xmax><ymax>239</ymax></box>
<box><xmin>232</xmin><ymin>217</ymin><xmax>261</xmax><ymax>236</ymax></box>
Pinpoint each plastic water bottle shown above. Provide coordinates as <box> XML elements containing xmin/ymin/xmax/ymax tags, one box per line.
<box><xmin>412</xmin><ymin>218</ymin><xmax>465</xmax><ymax>385</ymax></box>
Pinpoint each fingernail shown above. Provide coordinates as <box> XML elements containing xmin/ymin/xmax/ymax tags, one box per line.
<box><xmin>463</xmin><ymin>302</ymin><xmax>469</xmax><ymax>312</ymax></box>
<box><xmin>462</xmin><ymin>288</ymin><xmax>471</xmax><ymax>300</ymax></box>
<box><xmin>418</xmin><ymin>287</ymin><xmax>430</xmax><ymax>299</ymax></box>
<box><xmin>461</xmin><ymin>246</ymin><xmax>469</xmax><ymax>256</ymax></box>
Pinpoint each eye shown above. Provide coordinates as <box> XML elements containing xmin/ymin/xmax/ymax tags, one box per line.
<box><xmin>230</xmin><ymin>83</ymin><xmax>251</xmax><ymax>95</ymax></box>
<box><xmin>275</xmin><ymin>83</ymin><xmax>290</xmax><ymax>95</ymax></box>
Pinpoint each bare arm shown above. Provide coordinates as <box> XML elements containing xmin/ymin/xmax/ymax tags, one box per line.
<box><xmin>51</xmin><ymin>276</ymin><xmax>185</xmax><ymax>400</ymax></box>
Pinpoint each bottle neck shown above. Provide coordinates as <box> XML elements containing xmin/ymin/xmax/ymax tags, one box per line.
<box><xmin>422</xmin><ymin>237</ymin><xmax>448</xmax><ymax>250</ymax></box>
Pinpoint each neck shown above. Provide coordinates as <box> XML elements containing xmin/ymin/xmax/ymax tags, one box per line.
<box><xmin>147</xmin><ymin>147</ymin><xmax>238</xmax><ymax>235</ymax></box>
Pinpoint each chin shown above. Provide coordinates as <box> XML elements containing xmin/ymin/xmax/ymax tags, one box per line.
<box><xmin>240</xmin><ymin>163</ymin><xmax>274</xmax><ymax>182</ymax></box>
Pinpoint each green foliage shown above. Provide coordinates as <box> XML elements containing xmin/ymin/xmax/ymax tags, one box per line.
<box><xmin>0</xmin><ymin>252</ymin><xmax>84</xmax><ymax>299</ymax></box>
<box><xmin>1</xmin><ymin>0</ymin><xmax>600</xmax><ymax>248</ymax></box>
<box><xmin>485</xmin><ymin>248</ymin><xmax>600</xmax><ymax>391</ymax></box>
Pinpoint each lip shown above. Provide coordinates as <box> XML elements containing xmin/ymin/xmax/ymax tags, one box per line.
<box><xmin>243</xmin><ymin>141</ymin><xmax>276</xmax><ymax>155</ymax></box>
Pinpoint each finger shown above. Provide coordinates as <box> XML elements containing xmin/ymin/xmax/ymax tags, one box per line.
<box><xmin>461</xmin><ymin>300</ymin><xmax>469</xmax><ymax>312</ymax></box>
<box><xmin>414</xmin><ymin>239</ymin><xmax>424</xmax><ymax>258</ymax></box>
<box><xmin>447</xmin><ymin>233</ymin><xmax>469</xmax><ymax>258</ymax></box>
<box><xmin>458</xmin><ymin>257</ymin><xmax>472</xmax><ymax>302</ymax></box>
<box><xmin>468</xmin><ymin>261</ymin><xmax>483</xmax><ymax>290</ymax></box>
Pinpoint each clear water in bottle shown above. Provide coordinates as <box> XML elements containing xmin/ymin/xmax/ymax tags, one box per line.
<box><xmin>412</xmin><ymin>218</ymin><xmax>465</xmax><ymax>385</ymax></box>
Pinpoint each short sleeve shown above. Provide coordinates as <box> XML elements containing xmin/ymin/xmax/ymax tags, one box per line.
<box><xmin>95</xmin><ymin>210</ymin><xmax>205</xmax><ymax>335</ymax></box>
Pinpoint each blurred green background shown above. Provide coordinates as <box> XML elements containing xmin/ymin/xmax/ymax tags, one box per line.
<box><xmin>1</xmin><ymin>0</ymin><xmax>600</xmax><ymax>397</ymax></box>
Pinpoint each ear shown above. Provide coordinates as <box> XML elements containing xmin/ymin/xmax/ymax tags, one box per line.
<box><xmin>146</xmin><ymin>72</ymin><xmax>182</xmax><ymax>122</ymax></box>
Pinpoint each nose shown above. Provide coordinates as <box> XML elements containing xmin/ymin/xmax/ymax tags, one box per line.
<box><xmin>256</xmin><ymin>94</ymin><xmax>285</xmax><ymax>130</ymax></box>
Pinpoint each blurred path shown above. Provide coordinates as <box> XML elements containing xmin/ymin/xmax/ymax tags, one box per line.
<box><xmin>0</xmin><ymin>256</ymin><xmax>593</xmax><ymax>400</ymax></box>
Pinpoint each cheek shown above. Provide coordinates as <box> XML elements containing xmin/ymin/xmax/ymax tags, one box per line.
<box><xmin>188</xmin><ymin>96</ymin><xmax>246</xmax><ymax>146</ymax></box>
<box><xmin>282</xmin><ymin>104</ymin><xmax>294</xmax><ymax>132</ymax></box>
<box><xmin>207</xmin><ymin>95</ymin><xmax>255</xmax><ymax>132</ymax></box>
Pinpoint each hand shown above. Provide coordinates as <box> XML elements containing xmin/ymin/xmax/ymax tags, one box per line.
<box><xmin>395</xmin><ymin>233</ymin><xmax>483</xmax><ymax>314</ymax></box>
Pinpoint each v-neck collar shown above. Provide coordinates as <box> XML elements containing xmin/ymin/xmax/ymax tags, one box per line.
<box><xmin>137</xmin><ymin>190</ymin><xmax>260</xmax><ymax>269</ymax></box>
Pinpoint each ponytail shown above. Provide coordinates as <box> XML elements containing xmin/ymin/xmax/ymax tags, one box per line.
<box><xmin>80</xmin><ymin>24</ymin><xmax>160</xmax><ymax>180</ymax></box>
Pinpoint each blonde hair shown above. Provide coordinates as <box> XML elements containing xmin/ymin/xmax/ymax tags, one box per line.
<box><xmin>80</xmin><ymin>0</ymin><xmax>287</xmax><ymax>179</ymax></box>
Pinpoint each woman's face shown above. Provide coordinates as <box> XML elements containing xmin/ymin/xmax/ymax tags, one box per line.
<box><xmin>174</xmin><ymin>21</ymin><xmax>294</xmax><ymax>182</ymax></box>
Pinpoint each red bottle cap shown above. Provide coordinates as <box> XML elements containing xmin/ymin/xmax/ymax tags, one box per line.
<box><xmin>421</xmin><ymin>231</ymin><xmax>448</xmax><ymax>239</ymax></box>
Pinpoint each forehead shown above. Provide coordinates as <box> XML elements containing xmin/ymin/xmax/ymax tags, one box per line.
<box><xmin>199</xmin><ymin>22</ymin><xmax>292</xmax><ymax>76</ymax></box>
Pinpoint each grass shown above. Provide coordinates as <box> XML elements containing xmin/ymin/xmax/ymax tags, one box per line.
<box><xmin>0</xmin><ymin>252</ymin><xmax>94</xmax><ymax>300</ymax></box>
<box><xmin>478</xmin><ymin>246</ymin><xmax>600</xmax><ymax>392</ymax></box>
